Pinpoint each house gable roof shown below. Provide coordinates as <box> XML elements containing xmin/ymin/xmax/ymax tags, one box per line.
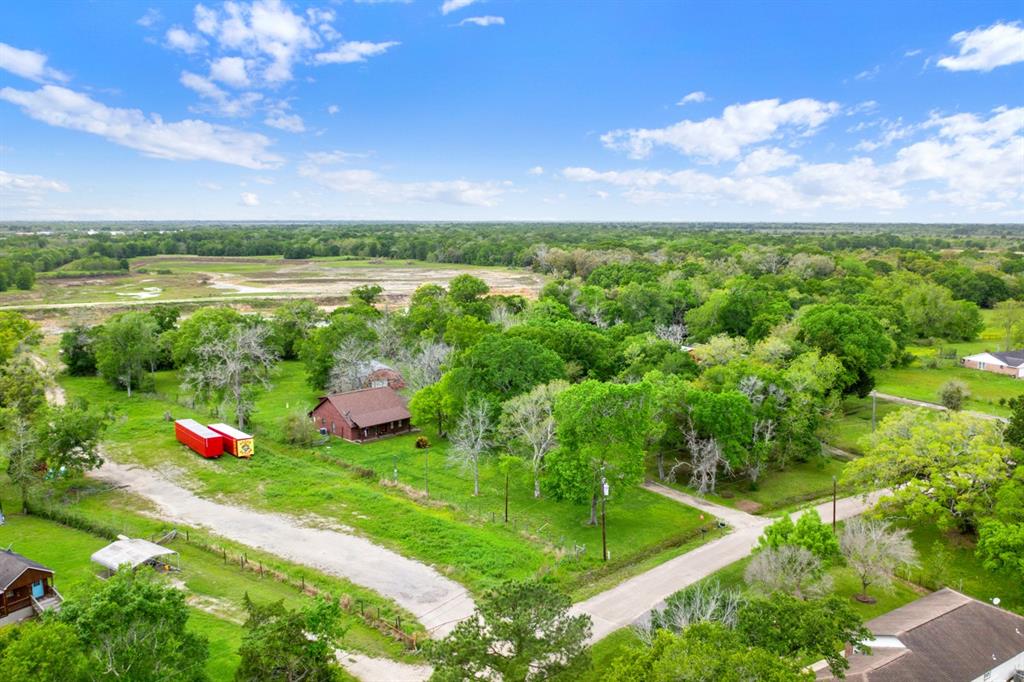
<box><xmin>963</xmin><ymin>350</ymin><xmax>1024</xmax><ymax>367</ymax></box>
<box><xmin>818</xmin><ymin>588</ymin><xmax>1024</xmax><ymax>681</ymax></box>
<box><xmin>313</xmin><ymin>387</ymin><xmax>411</xmax><ymax>428</ymax></box>
<box><xmin>0</xmin><ymin>549</ymin><xmax>53</xmax><ymax>591</ymax></box>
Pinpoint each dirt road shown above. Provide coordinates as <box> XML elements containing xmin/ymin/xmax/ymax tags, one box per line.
<box><xmin>871</xmin><ymin>391</ymin><xmax>1007</xmax><ymax>423</ymax></box>
<box><xmin>89</xmin><ymin>459</ymin><xmax>475</xmax><ymax>637</ymax></box>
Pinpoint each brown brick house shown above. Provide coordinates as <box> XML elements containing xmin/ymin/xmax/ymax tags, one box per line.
<box><xmin>0</xmin><ymin>549</ymin><xmax>62</xmax><ymax>625</ymax></box>
<box><xmin>360</xmin><ymin>360</ymin><xmax>406</xmax><ymax>390</ymax></box>
<box><xmin>309</xmin><ymin>387</ymin><xmax>413</xmax><ymax>442</ymax></box>
<box><xmin>960</xmin><ymin>351</ymin><xmax>1024</xmax><ymax>378</ymax></box>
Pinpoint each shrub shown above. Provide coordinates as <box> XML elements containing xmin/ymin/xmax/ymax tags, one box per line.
<box><xmin>282</xmin><ymin>411</ymin><xmax>318</xmax><ymax>446</ymax></box>
<box><xmin>415</xmin><ymin>436</ymin><xmax>430</xmax><ymax>449</ymax></box>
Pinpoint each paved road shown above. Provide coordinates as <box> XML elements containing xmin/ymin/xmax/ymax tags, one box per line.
<box><xmin>90</xmin><ymin>460</ymin><xmax>475</xmax><ymax>637</ymax></box>
<box><xmin>871</xmin><ymin>391</ymin><xmax>1007</xmax><ymax>423</ymax></box>
<box><xmin>574</xmin><ymin>485</ymin><xmax>884</xmax><ymax>642</ymax></box>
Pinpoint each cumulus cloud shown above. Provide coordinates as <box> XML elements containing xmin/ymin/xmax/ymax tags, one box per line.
<box><xmin>0</xmin><ymin>42</ymin><xmax>69</xmax><ymax>83</ymax></box>
<box><xmin>459</xmin><ymin>16</ymin><xmax>504</xmax><ymax>27</ymax></box>
<box><xmin>0</xmin><ymin>169</ymin><xmax>69</xmax><ymax>194</ymax></box>
<box><xmin>264</xmin><ymin>112</ymin><xmax>305</xmax><ymax>132</ymax></box>
<box><xmin>327</xmin><ymin>104</ymin><xmax>339</xmax><ymax>115</ymax></box>
<box><xmin>210</xmin><ymin>56</ymin><xmax>250</xmax><ymax>87</ymax></box>
<box><xmin>240</xmin><ymin>191</ymin><xmax>260</xmax><ymax>206</ymax></box>
<box><xmin>0</xmin><ymin>84</ymin><xmax>282</xmax><ymax>169</ymax></box>
<box><xmin>315</xmin><ymin>40</ymin><xmax>400</xmax><ymax>64</ymax></box>
<box><xmin>566</xmin><ymin>106</ymin><xmax>1023</xmax><ymax>215</ymax></box>
<box><xmin>527</xmin><ymin>166</ymin><xmax>544</xmax><ymax>175</ymax></box>
<box><xmin>180</xmin><ymin>71</ymin><xmax>262</xmax><ymax>116</ymax></box>
<box><xmin>137</xmin><ymin>8</ymin><xmax>163</xmax><ymax>28</ymax></box>
<box><xmin>676</xmin><ymin>91</ymin><xmax>707</xmax><ymax>106</ymax></box>
<box><xmin>441</xmin><ymin>0</ymin><xmax>478</xmax><ymax>15</ymax></box>
<box><xmin>305</xmin><ymin>150</ymin><xmax>371</xmax><ymax>164</ymax></box>
<box><xmin>166</xmin><ymin>26</ymin><xmax>206</xmax><ymax>53</ymax></box>
<box><xmin>937</xmin><ymin>22</ymin><xmax>1024</xmax><ymax>72</ymax></box>
<box><xmin>300</xmin><ymin>157</ymin><xmax>506</xmax><ymax>207</ymax></box>
<box><xmin>601</xmin><ymin>97</ymin><xmax>840</xmax><ymax>162</ymax></box>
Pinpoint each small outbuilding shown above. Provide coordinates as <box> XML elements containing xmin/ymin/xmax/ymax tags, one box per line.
<box><xmin>309</xmin><ymin>386</ymin><xmax>413</xmax><ymax>442</ymax></box>
<box><xmin>91</xmin><ymin>536</ymin><xmax>179</xmax><ymax>576</ymax></box>
<box><xmin>0</xmin><ymin>549</ymin><xmax>62</xmax><ymax>625</ymax></box>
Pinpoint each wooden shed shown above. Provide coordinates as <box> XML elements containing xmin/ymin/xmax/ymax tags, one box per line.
<box><xmin>174</xmin><ymin>419</ymin><xmax>224</xmax><ymax>458</ymax></box>
<box><xmin>309</xmin><ymin>387</ymin><xmax>413</xmax><ymax>442</ymax></box>
<box><xmin>0</xmin><ymin>549</ymin><xmax>62</xmax><ymax>625</ymax></box>
<box><xmin>207</xmin><ymin>423</ymin><xmax>254</xmax><ymax>458</ymax></box>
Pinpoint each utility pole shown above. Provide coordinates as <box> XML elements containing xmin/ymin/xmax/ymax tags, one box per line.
<box><xmin>601</xmin><ymin>475</ymin><xmax>609</xmax><ymax>562</ymax></box>
<box><xmin>832</xmin><ymin>476</ymin><xmax>838</xmax><ymax>534</ymax></box>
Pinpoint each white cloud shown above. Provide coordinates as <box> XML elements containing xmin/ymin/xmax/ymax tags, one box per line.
<box><xmin>199</xmin><ymin>181</ymin><xmax>223</xmax><ymax>190</ymax></box>
<box><xmin>854</xmin><ymin>65</ymin><xmax>880</xmax><ymax>80</ymax></box>
<box><xmin>904</xmin><ymin>48</ymin><xmax>922</xmax><ymax>57</ymax></box>
<box><xmin>0</xmin><ymin>169</ymin><xmax>69</xmax><ymax>193</ymax></box>
<box><xmin>459</xmin><ymin>16</ymin><xmax>504</xmax><ymax>27</ymax></box>
<box><xmin>0</xmin><ymin>84</ymin><xmax>282</xmax><ymax>169</ymax></box>
<box><xmin>735</xmin><ymin>147</ymin><xmax>799</xmax><ymax>176</ymax></box>
<box><xmin>315</xmin><ymin>40</ymin><xmax>400</xmax><ymax>64</ymax></box>
<box><xmin>300</xmin><ymin>161</ymin><xmax>506</xmax><ymax>207</ymax></box>
<box><xmin>566</xmin><ymin>106</ymin><xmax>1023</xmax><ymax>215</ymax></box>
<box><xmin>676</xmin><ymin>91</ymin><xmax>707</xmax><ymax>106</ymax></box>
<box><xmin>527</xmin><ymin>166</ymin><xmax>544</xmax><ymax>175</ymax></box>
<box><xmin>441</xmin><ymin>0</ymin><xmax>478</xmax><ymax>15</ymax></box>
<box><xmin>327</xmin><ymin>104</ymin><xmax>339</xmax><ymax>115</ymax></box>
<box><xmin>180</xmin><ymin>71</ymin><xmax>263</xmax><ymax>116</ymax></box>
<box><xmin>602</xmin><ymin>97</ymin><xmax>840</xmax><ymax>162</ymax></box>
<box><xmin>937</xmin><ymin>22</ymin><xmax>1024</xmax><ymax>72</ymax></box>
<box><xmin>210</xmin><ymin>56</ymin><xmax>250</xmax><ymax>87</ymax></box>
<box><xmin>166</xmin><ymin>26</ymin><xmax>206</xmax><ymax>53</ymax></box>
<box><xmin>852</xmin><ymin>118</ymin><xmax>916</xmax><ymax>152</ymax></box>
<box><xmin>264</xmin><ymin>112</ymin><xmax>305</xmax><ymax>132</ymax></box>
<box><xmin>252</xmin><ymin>176</ymin><xmax>274</xmax><ymax>184</ymax></box>
<box><xmin>0</xmin><ymin>43</ymin><xmax>69</xmax><ymax>83</ymax></box>
<box><xmin>137</xmin><ymin>8</ymin><xmax>163</xmax><ymax>28</ymax></box>
<box><xmin>306</xmin><ymin>150</ymin><xmax>371</xmax><ymax>164</ymax></box>
<box><xmin>240</xmin><ymin>191</ymin><xmax>260</xmax><ymax>206</ymax></box>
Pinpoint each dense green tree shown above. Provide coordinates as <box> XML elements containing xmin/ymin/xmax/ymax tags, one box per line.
<box><xmin>898</xmin><ymin>283</ymin><xmax>983</xmax><ymax>341</ymax></box>
<box><xmin>447</xmin><ymin>334</ymin><xmax>565</xmax><ymax>414</ymax></box>
<box><xmin>796</xmin><ymin>303</ymin><xmax>894</xmax><ymax>396</ymax></box>
<box><xmin>60</xmin><ymin>323</ymin><xmax>99</xmax><ymax>376</ymax></box>
<box><xmin>149</xmin><ymin>304</ymin><xmax>181</xmax><ymax>333</ymax></box>
<box><xmin>0</xmin><ymin>620</ymin><xmax>87</xmax><ymax>682</ymax></box>
<box><xmin>170</xmin><ymin>307</ymin><xmax>245</xmax><ymax>368</ymax></box>
<box><xmin>977</xmin><ymin>520</ymin><xmax>1024</xmax><ymax>581</ymax></box>
<box><xmin>843</xmin><ymin>409</ymin><xmax>1014</xmax><ymax>532</ymax></box>
<box><xmin>938</xmin><ymin>379</ymin><xmax>970</xmax><ymax>411</ymax></box>
<box><xmin>1003</xmin><ymin>394</ymin><xmax>1024</xmax><ymax>449</ymax></box>
<box><xmin>0</xmin><ymin>355</ymin><xmax>47</xmax><ymax>417</ymax></box>
<box><xmin>447</xmin><ymin>274</ymin><xmax>491</xmax><ymax>319</ymax></box>
<box><xmin>443</xmin><ymin>315</ymin><xmax>498</xmax><ymax>350</ymax></box>
<box><xmin>351</xmin><ymin>283</ymin><xmax>383</xmax><ymax>305</ymax></box>
<box><xmin>757</xmin><ymin>510</ymin><xmax>841</xmax><ymax>564</ymax></box>
<box><xmin>508</xmin><ymin>318</ymin><xmax>619</xmax><ymax>380</ymax></box>
<box><xmin>95</xmin><ymin>312</ymin><xmax>159</xmax><ymax>396</ymax></box>
<box><xmin>546</xmin><ymin>380</ymin><xmax>657</xmax><ymax>524</ymax></box>
<box><xmin>300</xmin><ymin>312</ymin><xmax>377</xmax><ymax>389</ymax></box>
<box><xmin>270</xmin><ymin>300</ymin><xmax>326</xmax><ymax>360</ymax></box>
<box><xmin>59</xmin><ymin>568</ymin><xmax>209</xmax><ymax>681</ymax></box>
<box><xmin>236</xmin><ymin>596</ymin><xmax>345</xmax><ymax>682</ymax></box>
<box><xmin>427</xmin><ymin>580</ymin><xmax>591</xmax><ymax>682</ymax></box>
<box><xmin>4</xmin><ymin>414</ymin><xmax>40</xmax><ymax>511</ymax></box>
<box><xmin>35</xmin><ymin>398</ymin><xmax>112</xmax><ymax>475</ymax></box>
<box><xmin>606</xmin><ymin>624</ymin><xmax>809</xmax><ymax>682</ymax></box>
<box><xmin>0</xmin><ymin>311</ymin><xmax>40</xmax><ymax>363</ymax></box>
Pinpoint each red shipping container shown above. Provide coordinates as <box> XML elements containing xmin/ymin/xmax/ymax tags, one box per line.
<box><xmin>174</xmin><ymin>419</ymin><xmax>224</xmax><ymax>458</ymax></box>
<box><xmin>207</xmin><ymin>423</ymin><xmax>254</xmax><ymax>458</ymax></box>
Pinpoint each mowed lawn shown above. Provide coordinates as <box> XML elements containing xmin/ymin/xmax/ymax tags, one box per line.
<box><xmin>873</xmin><ymin>364</ymin><xmax>1018</xmax><ymax>417</ymax></box>
<box><xmin>823</xmin><ymin>396</ymin><xmax>904</xmax><ymax>455</ymax></box>
<box><xmin>62</xmin><ymin>362</ymin><xmax>712</xmax><ymax>596</ymax></box>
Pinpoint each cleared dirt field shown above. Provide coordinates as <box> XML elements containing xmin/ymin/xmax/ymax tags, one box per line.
<box><xmin>0</xmin><ymin>256</ymin><xmax>547</xmax><ymax>312</ymax></box>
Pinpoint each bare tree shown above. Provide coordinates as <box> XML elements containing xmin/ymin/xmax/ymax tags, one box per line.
<box><xmin>448</xmin><ymin>399</ymin><xmax>492</xmax><ymax>496</ymax></box>
<box><xmin>654</xmin><ymin>323</ymin><xmax>689</xmax><ymax>348</ymax></box>
<box><xmin>499</xmin><ymin>381</ymin><xmax>568</xmax><ymax>498</ymax></box>
<box><xmin>840</xmin><ymin>518</ymin><xmax>918</xmax><ymax>603</ymax></box>
<box><xmin>327</xmin><ymin>337</ymin><xmax>374</xmax><ymax>394</ymax></box>
<box><xmin>670</xmin><ymin>428</ymin><xmax>730</xmax><ymax>494</ymax></box>
<box><xmin>646</xmin><ymin>580</ymin><xmax>742</xmax><ymax>637</ymax></box>
<box><xmin>744</xmin><ymin>545</ymin><xmax>830</xmax><ymax>600</ymax></box>
<box><xmin>490</xmin><ymin>303</ymin><xmax>520</xmax><ymax>330</ymax></box>
<box><xmin>184</xmin><ymin>324</ymin><xmax>278</xmax><ymax>431</ymax></box>
<box><xmin>403</xmin><ymin>340</ymin><xmax>452</xmax><ymax>391</ymax></box>
<box><xmin>368</xmin><ymin>312</ymin><xmax>403</xmax><ymax>361</ymax></box>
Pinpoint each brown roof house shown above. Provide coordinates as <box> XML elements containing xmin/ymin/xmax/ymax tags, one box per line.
<box><xmin>359</xmin><ymin>360</ymin><xmax>406</xmax><ymax>390</ymax></box>
<box><xmin>816</xmin><ymin>588</ymin><xmax>1024</xmax><ymax>682</ymax></box>
<box><xmin>309</xmin><ymin>386</ymin><xmax>413</xmax><ymax>442</ymax></box>
<box><xmin>0</xmin><ymin>549</ymin><xmax>62</xmax><ymax>625</ymax></box>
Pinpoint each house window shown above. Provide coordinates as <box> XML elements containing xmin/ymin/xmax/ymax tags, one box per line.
<box><xmin>363</xmin><ymin>428</ymin><xmax>368</xmax><ymax>438</ymax></box>
<box><xmin>979</xmin><ymin>362</ymin><xmax>986</xmax><ymax>370</ymax></box>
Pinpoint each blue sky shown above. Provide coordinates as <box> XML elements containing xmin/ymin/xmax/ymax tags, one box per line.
<box><xmin>0</xmin><ymin>0</ymin><xmax>1021</xmax><ymax>222</ymax></box>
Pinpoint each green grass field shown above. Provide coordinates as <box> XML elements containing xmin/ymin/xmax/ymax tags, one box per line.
<box><xmin>873</xmin><ymin>365</ymin><xmax>1017</xmax><ymax>416</ymax></box>
<box><xmin>823</xmin><ymin>397</ymin><xmax>903</xmax><ymax>455</ymax></box>
<box><xmin>61</xmin><ymin>361</ymin><xmax>713</xmax><ymax>598</ymax></box>
<box><xmin>0</xmin><ymin>484</ymin><xmax>418</xmax><ymax>679</ymax></box>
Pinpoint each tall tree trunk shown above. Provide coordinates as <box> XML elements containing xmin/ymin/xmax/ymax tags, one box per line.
<box><xmin>533</xmin><ymin>472</ymin><xmax>541</xmax><ymax>499</ymax></box>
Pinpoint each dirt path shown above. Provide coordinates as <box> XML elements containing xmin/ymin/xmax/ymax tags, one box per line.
<box><xmin>29</xmin><ymin>354</ymin><xmax>66</xmax><ymax>406</ymax></box>
<box><xmin>335</xmin><ymin>651</ymin><xmax>432</xmax><ymax>682</ymax></box>
<box><xmin>89</xmin><ymin>459</ymin><xmax>475</xmax><ymax>637</ymax></box>
<box><xmin>871</xmin><ymin>391</ymin><xmax>1007</xmax><ymax>423</ymax></box>
<box><xmin>575</xmin><ymin>486</ymin><xmax>885</xmax><ymax>642</ymax></box>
